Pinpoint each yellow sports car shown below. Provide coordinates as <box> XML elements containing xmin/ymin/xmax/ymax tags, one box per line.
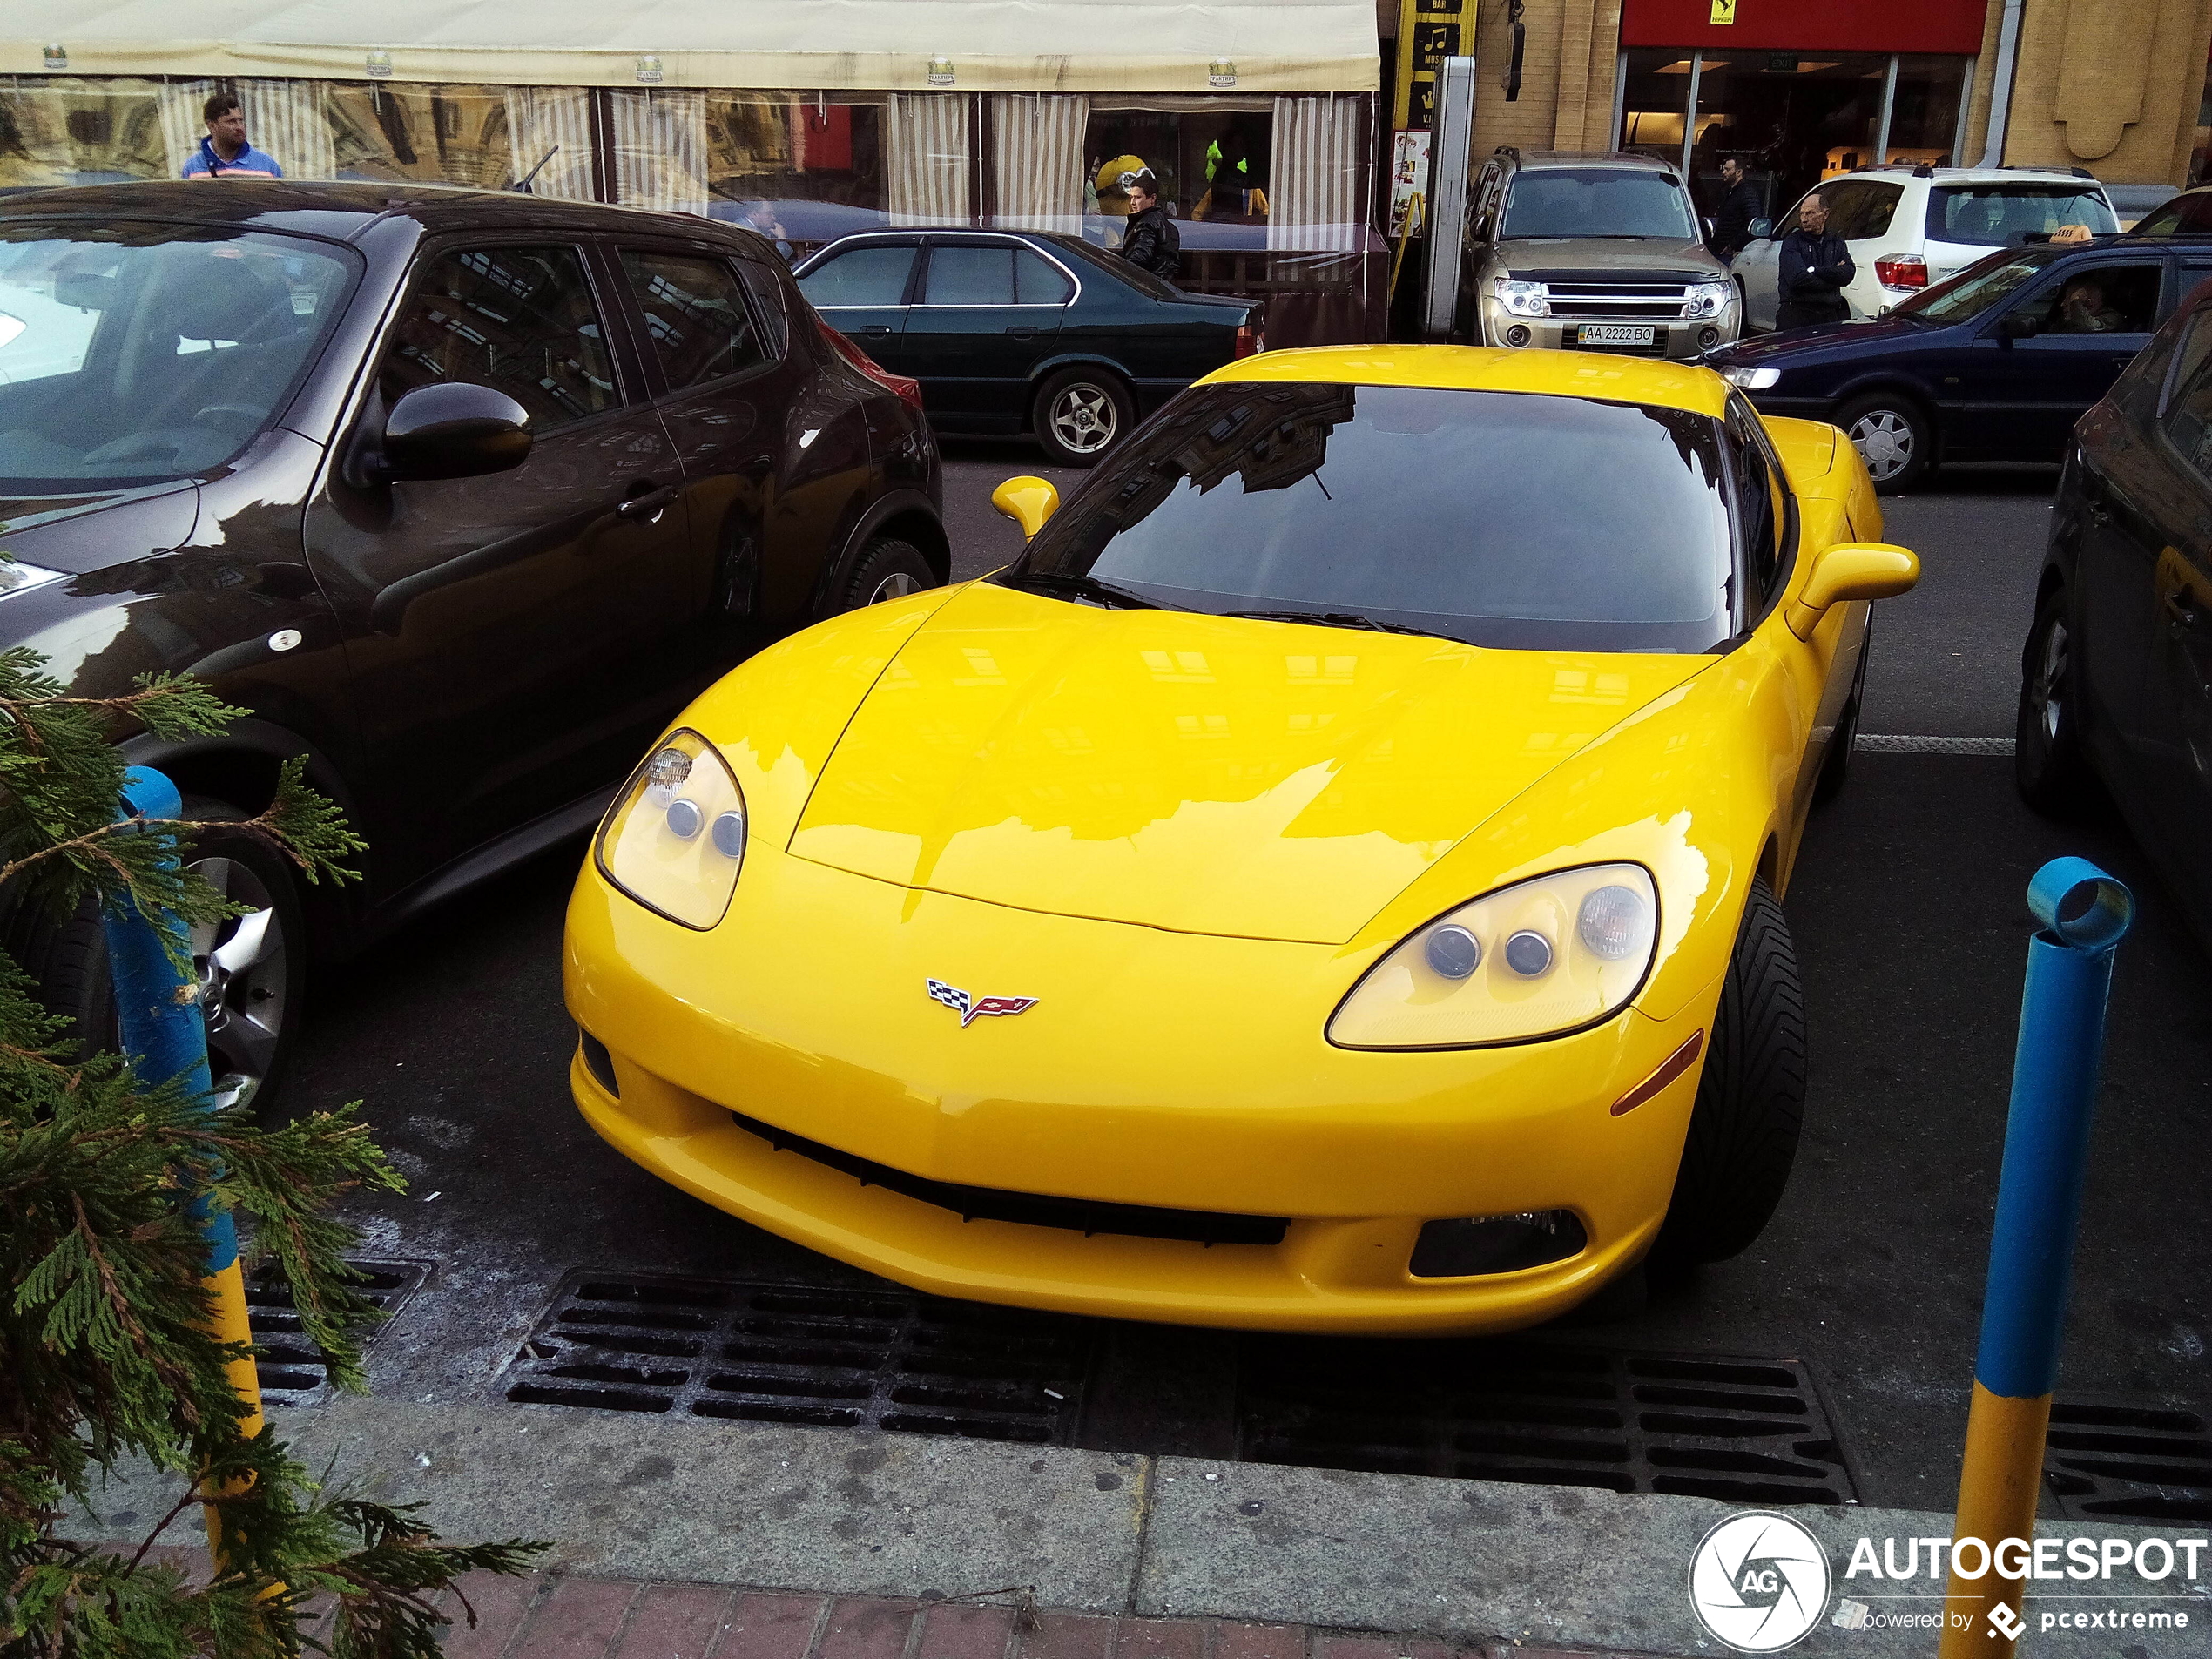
<box><xmin>563</xmin><ymin>346</ymin><xmax>1917</xmax><ymax>1335</ymax></box>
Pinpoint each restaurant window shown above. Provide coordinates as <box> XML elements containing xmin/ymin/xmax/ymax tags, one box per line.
<box><xmin>1082</xmin><ymin>98</ymin><xmax>1277</xmax><ymax>251</ymax></box>
<box><xmin>706</xmin><ymin>94</ymin><xmax>889</xmax><ymax>242</ymax></box>
<box><xmin>328</xmin><ymin>83</ymin><xmax>519</xmax><ymax>190</ymax></box>
<box><xmin>0</xmin><ymin>78</ymin><xmax>171</xmax><ymax>188</ymax></box>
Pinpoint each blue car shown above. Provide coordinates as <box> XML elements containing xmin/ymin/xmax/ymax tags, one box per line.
<box><xmin>1705</xmin><ymin>237</ymin><xmax>2212</xmax><ymax>492</ymax></box>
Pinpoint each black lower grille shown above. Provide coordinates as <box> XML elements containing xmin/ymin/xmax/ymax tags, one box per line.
<box><xmin>1563</xmin><ymin>336</ymin><xmax>1669</xmax><ymax>357</ymax></box>
<box><xmin>1235</xmin><ymin>1337</ymin><xmax>1858</xmax><ymax>1503</ymax></box>
<box><xmin>503</xmin><ymin>1271</ymin><xmax>1095</xmax><ymax>1443</ymax></box>
<box><xmin>729</xmin><ymin>1109</ymin><xmax>1288</xmax><ymax>1246</ymax></box>
<box><xmin>246</xmin><ymin>1258</ymin><xmax>430</xmax><ymax>1406</ymax></box>
<box><xmin>2045</xmin><ymin>1397</ymin><xmax>2212</xmax><ymax>1522</ymax></box>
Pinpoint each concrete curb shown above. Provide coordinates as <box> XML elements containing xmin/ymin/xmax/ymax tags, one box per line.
<box><xmin>72</xmin><ymin>1395</ymin><xmax>2212</xmax><ymax>1656</ymax></box>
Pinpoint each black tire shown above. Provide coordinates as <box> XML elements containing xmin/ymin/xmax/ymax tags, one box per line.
<box><xmin>839</xmin><ymin>537</ymin><xmax>937</xmax><ymax>611</ymax></box>
<box><xmin>1652</xmin><ymin>878</ymin><xmax>1806</xmax><ymax>1267</ymax></box>
<box><xmin>1836</xmin><ymin>390</ymin><xmax>1936</xmax><ymax>494</ymax></box>
<box><xmin>1032</xmin><ymin>367</ymin><xmax>1135</xmax><ymax>467</ymax></box>
<box><xmin>1811</xmin><ymin>616</ymin><xmax>1871</xmax><ymax>806</ymax></box>
<box><xmin>2015</xmin><ymin>584</ymin><xmax>2098</xmax><ymax>815</ymax></box>
<box><xmin>0</xmin><ymin>798</ymin><xmax>305</xmax><ymax>1113</ymax></box>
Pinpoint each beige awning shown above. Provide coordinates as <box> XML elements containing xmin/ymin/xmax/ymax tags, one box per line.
<box><xmin>7</xmin><ymin>0</ymin><xmax>1380</xmax><ymax>92</ymax></box>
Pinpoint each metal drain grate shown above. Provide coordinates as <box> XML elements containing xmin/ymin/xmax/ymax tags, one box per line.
<box><xmin>246</xmin><ymin>1258</ymin><xmax>431</xmax><ymax>1406</ymax></box>
<box><xmin>1235</xmin><ymin>1338</ymin><xmax>1858</xmax><ymax>1504</ymax></box>
<box><xmin>502</xmin><ymin>1271</ymin><xmax>1096</xmax><ymax>1444</ymax></box>
<box><xmin>2045</xmin><ymin>1397</ymin><xmax>2212</xmax><ymax>1523</ymax></box>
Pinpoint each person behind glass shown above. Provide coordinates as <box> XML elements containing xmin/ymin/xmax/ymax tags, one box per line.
<box><xmin>1119</xmin><ymin>171</ymin><xmax>1181</xmax><ymax>281</ymax></box>
<box><xmin>1709</xmin><ymin>157</ymin><xmax>1764</xmax><ymax>261</ymax></box>
<box><xmin>180</xmin><ymin>92</ymin><xmax>284</xmax><ymax>179</ymax></box>
<box><xmin>1777</xmin><ymin>191</ymin><xmax>1853</xmax><ymax>330</ymax></box>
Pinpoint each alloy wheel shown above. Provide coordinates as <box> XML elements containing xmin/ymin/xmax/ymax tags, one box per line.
<box><xmin>186</xmin><ymin>855</ymin><xmax>287</xmax><ymax>1111</ymax></box>
<box><xmin>2035</xmin><ymin>617</ymin><xmax>2069</xmax><ymax>743</ymax></box>
<box><xmin>866</xmin><ymin>570</ymin><xmax>923</xmax><ymax>604</ymax></box>
<box><xmin>1049</xmin><ymin>384</ymin><xmax>1120</xmax><ymax>455</ymax></box>
<box><xmin>1848</xmin><ymin>409</ymin><xmax>1913</xmax><ymax>482</ymax></box>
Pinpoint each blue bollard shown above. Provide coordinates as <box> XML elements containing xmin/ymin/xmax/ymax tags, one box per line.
<box><xmin>1939</xmin><ymin>856</ymin><xmax>2134</xmax><ymax>1657</ymax></box>
<box><xmin>105</xmin><ymin>765</ymin><xmax>266</xmax><ymax>1557</ymax></box>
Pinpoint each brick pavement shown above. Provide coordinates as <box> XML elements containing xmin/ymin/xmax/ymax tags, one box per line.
<box><xmin>300</xmin><ymin>1573</ymin><xmax>1637</xmax><ymax>1659</ymax></box>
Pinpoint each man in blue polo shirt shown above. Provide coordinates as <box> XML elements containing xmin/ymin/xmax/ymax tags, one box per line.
<box><xmin>181</xmin><ymin>93</ymin><xmax>283</xmax><ymax>179</ymax></box>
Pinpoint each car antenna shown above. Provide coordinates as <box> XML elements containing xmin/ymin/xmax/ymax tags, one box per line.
<box><xmin>509</xmin><ymin>146</ymin><xmax>558</xmax><ymax>193</ymax></box>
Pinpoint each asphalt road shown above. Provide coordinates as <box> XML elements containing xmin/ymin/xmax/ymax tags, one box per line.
<box><xmin>284</xmin><ymin>442</ymin><xmax>2212</xmax><ymax>1515</ymax></box>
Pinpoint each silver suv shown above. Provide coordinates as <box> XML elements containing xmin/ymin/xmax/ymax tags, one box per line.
<box><xmin>1461</xmin><ymin>148</ymin><xmax>1739</xmax><ymax>361</ymax></box>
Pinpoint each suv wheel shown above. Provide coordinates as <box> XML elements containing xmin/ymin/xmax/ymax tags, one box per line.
<box><xmin>1838</xmin><ymin>392</ymin><xmax>1935</xmax><ymax>493</ymax></box>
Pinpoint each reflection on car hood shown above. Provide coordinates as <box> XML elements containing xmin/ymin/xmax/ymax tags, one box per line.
<box><xmin>1496</xmin><ymin>239</ymin><xmax>1727</xmax><ymax>283</ymax></box>
<box><xmin>787</xmin><ymin>581</ymin><xmax>1714</xmax><ymax>944</ymax></box>
<box><xmin>0</xmin><ymin>482</ymin><xmax>199</xmax><ymax>574</ymax></box>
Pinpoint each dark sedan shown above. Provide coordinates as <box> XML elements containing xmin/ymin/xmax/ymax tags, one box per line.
<box><xmin>1707</xmin><ymin>236</ymin><xmax>2212</xmax><ymax>491</ymax></box>
<box><xmin>2019</xmin><ymin>276</ymin><xmax>2212</xmax><ymax>952</ymax></box>
<box><xmin>0</xmin><ymin>180</ymin><xmax>945</xmax><ymax>1108</ymax></box>
<box><xmin>795</xmin><ymin>228</ymin><xmax>1262</xmax><ymax>465</ymax></box>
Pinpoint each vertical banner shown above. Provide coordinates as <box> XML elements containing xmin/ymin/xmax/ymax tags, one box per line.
<box><xmin>1388</xmin><ymin>129</ymin><xmax>1431</xmax><ymax>235</ymax></box>
<box><xmin>1393</xmin><ymin>0</ymin><xmax>1475</xmax><ymax>134</ymax></box>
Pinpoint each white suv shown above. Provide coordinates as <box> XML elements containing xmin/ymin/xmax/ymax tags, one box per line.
<box><xmin>1732</xmin><ymin>166</ymin><xmax>2120</xmax><ymax>331</ymax></box>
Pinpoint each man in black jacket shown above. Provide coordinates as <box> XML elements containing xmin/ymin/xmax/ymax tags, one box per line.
<box><xmin>1709</xmin><ymin>158</ymin><xmax>1764</xmax><ymax>260</ymax></box>
<box><xmin>1777</xmin><ymin>190</ymin><xmax>1854</xmax><ymax>330</ymax></box>
<box><xmin>1120</xmin><ymin>172</ymin><xmax>1181</xmax><ymax>280</ymax></box>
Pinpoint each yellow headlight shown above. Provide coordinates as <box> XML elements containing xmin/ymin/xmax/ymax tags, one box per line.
<box><xmin>595</xmin><ymin>729</ymin><xmax>748</xmax><ymax>929</ymax></box>
<box><xmin>1328</xmin><ymin>863</ymin><xmax>1658</xmax><ymax>1049</ymax></box>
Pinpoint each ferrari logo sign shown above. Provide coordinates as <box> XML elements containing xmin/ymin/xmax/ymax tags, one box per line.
<box><xmin>926</xmin><ymin>978</ymin><xmax>1038</xmax><ymax>1028</ymax></box>
<box><xmin>1710</xmin><ymin>0</ymin><xmax>1736</xmax><ymax>22</ymax></box>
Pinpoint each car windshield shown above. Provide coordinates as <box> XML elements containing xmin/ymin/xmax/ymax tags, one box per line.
<box><xmin>1925</xmin><ymin>184</ymin><xmax>2119</xmax><ymax>248</ymax></box>
<box><xmin>998</xmin><ymin>381</ymin><xmax>1736</xmax><ymax>653</ymax></box>
<box><xmin>0</xmin><ymin>223</ymin><xmax>354</xmax><ymax>489</ymax></box>
<box><xmin>1897</xmin><ymin>246</ymin><xmax>2067</xmax><ymax>323</ymax></box>
<box><xmin>1501</xmin><ymin>168</ymin><xmax>1697</xmax><ymax>240</ymax></box>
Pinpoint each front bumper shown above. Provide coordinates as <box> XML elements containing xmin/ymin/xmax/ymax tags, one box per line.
<box><xmin>564</xmin><ymin>852</ymin><xmax>1717</xmax><ymax>1336</ymax></box>
<box><xmin>1481</xmin><ymin>311</ymin><xmax>1738</xmax><ymax>362</ymax></box>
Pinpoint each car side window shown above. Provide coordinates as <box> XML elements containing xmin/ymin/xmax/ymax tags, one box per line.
<box><xmin>1468</xmin><ymin>165</ymin><xmax>1504</xmax><ymax>242</ymax></box>
<box><xmin>1015</xmin><ymin>249</ymin><xmax>1075</xmax><ymax>305</ymax></box>
<box><xmin>2160</xmin><ymin>312</ymin><xmax>2212</xmax><ymax>482</ymax></box>
<box><xmin>796</xmin><ymin>245</ymin><xmax>916</xmax><ymax>307</ymax></box>
<box><xmin>381</xmin><ymin>245</ymin><xmax>616</xmax><ymax>433</ymax></box>
<box><xmin>1823</xmin><ymin>182</ymin><xmax>1902</xmax><ymax>241</ymax></box>
<box><xmin>1725</xmin><ymin>400</ymin><xmax>1787</xmax><ymax>621</ymax></box>
<box><xmin>619</xmin><ymin>250</ymin><xmax>767</xmax><ymax>391</ymax></box>
<box><xmin>923</xmin><ymin>245</ymin><xmax>1016</xmax><ymax>306</ymax></box>
<box><xmin>2013</xmin><ymin>262</ymin><xmax>2163</xmax><ymax>334</ymax></box>
<box><xmin>733</xmin><ymin>257</ymin><xmax>791</xmax><ymax>358</ymax></box>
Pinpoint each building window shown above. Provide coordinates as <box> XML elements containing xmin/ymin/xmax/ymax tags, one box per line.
<box><xmin>1084</xmin><ymin>98</ymin><xmax>1277</xmax><ymax>250</ymax></box>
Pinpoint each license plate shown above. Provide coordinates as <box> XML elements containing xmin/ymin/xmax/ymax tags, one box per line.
<box><xmin>1578</xmin><ymin>324</ymin><xmax>1656</xmax><ymax>346</ymax></box>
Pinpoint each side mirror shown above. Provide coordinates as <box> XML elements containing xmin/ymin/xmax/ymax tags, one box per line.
<box><xmin>991</xmin><ymin>474</ymin><xmax>1061</xmax><ymax>541</ymax></box>
<box><xmin>1748</xmin><ymin>218</ymin><xmax>1774</xmax><ymax>241</ymax></box>
<box><xmin>1788</xmin><ymin>543</ymin><xmax>1919</xmax><ymax>638</ymax></box>
<box><xmin>1998</xmin><ymin>311</ymin><xmax>2040</xmax><ymax>340</ymax></box>
<box><xmin>374</xmin><ymin>382</ymin><xmax>532</xmax><ymax>483</ymax></box>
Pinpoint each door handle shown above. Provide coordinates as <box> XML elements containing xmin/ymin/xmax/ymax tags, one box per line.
<box><xmin>1004</xmin><ymin>324</ymin><xmax>1040</xmax><ymax>338</ymax></box>
<box><xmin>617</xmin><ymin>483</ymin><xmax>680</xmax><ymax>522</ymax></box>
<box><xmin>856</xmin><ymin>325</ymin><xmax>893</xmax><ymax>336</ymax></box>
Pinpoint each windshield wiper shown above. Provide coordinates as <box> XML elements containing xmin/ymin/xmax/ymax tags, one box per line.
<box><xmin>1225</xmin><ymin>609</ymin><xmax>1464</xmax><ymax>643</ymax></box>
<box><xmin>998</xmin><ymin>569</ymin><xmax>1174</xmax><ymax>610</ymax></box>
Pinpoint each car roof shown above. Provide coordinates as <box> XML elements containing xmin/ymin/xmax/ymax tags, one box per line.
<box><xmin>1197</xmin><ymin>344</ymin><xmax>1728</xmax><ymax>418</ymax></box>
<box><xmin>0</xmin><ymin>179</ymin><xmax>775</xmax><ymax>253</ymax></box>
<box><xmin>1838</xmin><ymin>165</ymin><xmax>2109</xmax><ymax>187</ymax></box>
<box><xmin>1507</xmin><ymin>150</ymin><xmax>1677</xmax><ymax>172</ymax></box>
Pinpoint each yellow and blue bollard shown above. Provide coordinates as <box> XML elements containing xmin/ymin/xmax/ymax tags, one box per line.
<box><xmin>105</xmin><ymin>765</ymin><xmax>266</xmax><ymax>1565</ymax></box>
<box><xmin>1939</xmin><ymin>857</ymin><xmax>2134</xmax><ymax>1658</ymax></box>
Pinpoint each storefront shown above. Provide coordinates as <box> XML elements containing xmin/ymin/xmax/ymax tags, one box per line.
<box><xmin>1615</xmin><ymin>0</ymin><xmax>1989</xmax><ymax>227</ymax></box>
<box><xmin>0</xmin><ymin>0</ymin><xmax>1385</xmax><ymax>341</ymax></box>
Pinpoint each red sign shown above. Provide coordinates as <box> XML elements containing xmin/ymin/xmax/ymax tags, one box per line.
<box><xmin>1621</xmin><ymin>0</ymin><xmax>1989</xmax><ymax>57</ymax></box>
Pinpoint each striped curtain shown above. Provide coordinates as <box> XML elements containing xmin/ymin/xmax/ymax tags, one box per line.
<box><xmin>157</xmin><ymin>80</ymin><xmax>216</xmax><ymax>178</ymax></box>
<box><xmin>610</xmin><ymin>89</ymin><xmax>708</xmax><ymax>214</ymax></box>
<box><xmin>1268</xmin><ymin>94</ymin><xmax>1365</xmax><ymax>251</ymax></box>
<box><xmin>504</xmin><ymin>86</ymin><xmax>597</xmax><ymax>200</ymax></box>
<box><xmin>238</xmin><ymin>79</ymin><xmax>334</xmax><ymax>179</ymax></box>
<box><xmin>887</xmin><ymin>93</ymin><xmax>970</xmax><ymax>225</ymax></box>
<box><xmin>990</xmin><ymin>94</ymin><xmax>1088</xmax><ymax>233</ymax></box>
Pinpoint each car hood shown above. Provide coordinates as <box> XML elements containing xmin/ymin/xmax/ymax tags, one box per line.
<box><xmin>0</xmin><ymin>481</ymin><xmax>200</xmax><ymax>573</ymax></box>
<box><xmin>786</xmin><ymin>581</ymin><xmax>1714</xmax><ymax>945</ymax></box>
<box><xmin>1496</xmin><ymin>238</ymin><xmax>1725</xmax><ymax>283</ymax></box>
<box><xmin>1714</xmin><ymin>314</ymin><xmax>1932</xmax><ymax>367</ymax></box>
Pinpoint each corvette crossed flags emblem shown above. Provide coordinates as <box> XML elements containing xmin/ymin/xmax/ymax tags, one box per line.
<box><xmin>926</xmin><ymin>978</ymin><xmax>1038</xmax><ymax>1028</ymax></box>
